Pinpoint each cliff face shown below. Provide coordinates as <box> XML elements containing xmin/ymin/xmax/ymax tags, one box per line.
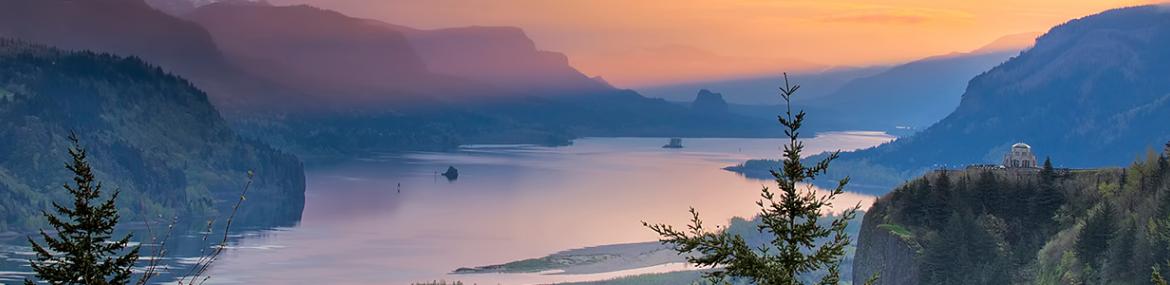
<box><xmin>187</xmin><ymin>3</ymin><xmax>469</xmax><ymax>104</ymax></box>
<box><xmin>387</xmin><ymin>24</ymin><xmax>610</xmax><ymax>94</ymax></box>
<box><xmin>690</xmin><ymin>89</ymin><xmax>729</xmax><ymax>114</ymax></box>
<box><xmin>853</xmin><ymin>208</ymin><xmax>920</xmax><ymax>285</ymax></box>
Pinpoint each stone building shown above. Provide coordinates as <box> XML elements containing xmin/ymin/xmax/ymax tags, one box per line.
<box><xmin>1003</xmin><ymin>142</ymin><xmax>1038</xmax><ymax>168</ymax></box>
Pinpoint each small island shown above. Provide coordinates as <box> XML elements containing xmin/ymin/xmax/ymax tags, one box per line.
<box><xmin>441</xmin><ymin>166</ymin><xmax>459</xmax><ymax>181</ymax></box>
<box><xmin>662</xmin><ymin>138</ymin><xmax>684</xmax><ymax>149</ymax></box>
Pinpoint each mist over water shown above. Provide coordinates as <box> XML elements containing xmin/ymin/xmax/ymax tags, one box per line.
<box><xmin>0</xmin><ymin>133</ymin><xmax>893</xmax><ymax>284</ymax></box>
<box><xmin>206</xmin><ymin>134</ymin><xmax>889</xmax><ymax>284</ymax></box>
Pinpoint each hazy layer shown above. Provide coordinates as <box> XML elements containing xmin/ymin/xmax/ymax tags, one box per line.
<box><xmin>270</xmin><ymin>0</ymin><xmax>1151</xmax><ymax>87</ymax></box>
<box><xmin>204</xmin><ymin>134</ymin><xmax>892</xmax><ymax>284</ymax></box>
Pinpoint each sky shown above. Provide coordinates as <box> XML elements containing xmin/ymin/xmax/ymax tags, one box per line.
<box><xmin>269</xmin><ymin>0</ymin><xmax>1156</xmax><ymax>88</ymax></box>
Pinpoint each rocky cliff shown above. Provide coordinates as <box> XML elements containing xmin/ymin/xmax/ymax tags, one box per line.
<box><xmin>852</xmin><ymin>210</ymin><xmax>921</xmax><ymax>285</ymax></box>
<box><xmin>690</xmin><ymin>89</ymin><xmax>729</xmax><ymax>114</ymax></box>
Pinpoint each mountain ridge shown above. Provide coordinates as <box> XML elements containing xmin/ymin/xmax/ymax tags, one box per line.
<box><xmin>0</xmin><ymin>39</ymin><xmax>304</xmax><ymax>232</ymax></box>
<box><xmin>732</xmin><ymin>5</ymin><xmax>1170</xmax><ymax>193</ymax></box>
<box><xmin>0</xmin><ymin>0</ymin><xmax>299</xmax><ymax>110</ymax></box>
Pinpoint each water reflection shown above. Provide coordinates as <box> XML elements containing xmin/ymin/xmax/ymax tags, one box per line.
<box><xmin>0</xmin><ymin>133</ymin><xmax>893</xmax><ymax>284</ymax></box>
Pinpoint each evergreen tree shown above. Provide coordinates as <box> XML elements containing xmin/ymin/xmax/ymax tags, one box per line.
<box><xmin>25</xmin><ymin>133</ymin><xmax>139</xmax><ymax>285</ymax></box>
<box><xmin>643</xmin><ymin>75</ymin><xmax>873</xmax><ymax>285</ymax></box>
<box><xmin>1030</xmin><ymin>158</ymin><xmax>1063</xmax><ymax>230</ymax></box>
<box><xmin>1077</xmin><ymin>202</ymin><xmax>1116</xmax><ymax>271</ymax></box>
<box><xmin>901</xmin><ymin>179</ymin><xmax>931</xmax><ymax>227</ymax></box>
<box><xmin>921</xmin><ymin>213</ymin><xmax>968</xmax><ymax>285</ymax></box>
<box><xmin>971</xmin><ymin>214</ymin><xmax>1011</xmax><ymax>285</ymax></box>
<box><xmin>973</xmin><ymin>171</ymin><xmax>1002</xmax><ymax>215</ymax></box>
<box><xmin>1159</xmin><ymin>143</ymin><xmax>1168</xmax><ymax>179</ymax></box>
<box><xmin>1105</xmin><ymin>221</ymin><xmax>1137</xmax><ymax>282</ymax></box>
<box><xmin>920</xmin><ymin>212</ymin><xmax>1008</xmax><ymax>285</ymax></box>
<box><xmin>923</xmin><ymin>171</ymin><xmax>952</xmax><ymax>229</ymax></box>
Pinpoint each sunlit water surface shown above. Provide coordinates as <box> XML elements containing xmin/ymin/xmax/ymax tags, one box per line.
<box><xmin>2</xmin><ymin>133</ymin><xmax>894</xmax><ymax>285</ymax></box>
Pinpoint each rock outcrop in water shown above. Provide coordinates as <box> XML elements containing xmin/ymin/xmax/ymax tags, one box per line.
<box><xmin>441</xmin><ymin>166</ymin><xmax>459</xmax><ymax>181</ymax></box>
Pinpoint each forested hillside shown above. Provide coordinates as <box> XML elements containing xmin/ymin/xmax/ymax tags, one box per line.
<box><xmin>854</xmin><ymin>151</ymin><xmax>1170</xmax><ymax>284</ymax></box>
<box><xmin>799</xmin><ymin>50</ymin><xmax>1018</xmax><ymax>131</ymax></box>
<box><xmin>0</xmin><ymin>40</ymin><xmax>304</xmax><ymax>232</ymax></box>
<box><xmin>730</xmin><ymin>5</ymin><xmax>1170</xmax><ymax>192</ymax></box>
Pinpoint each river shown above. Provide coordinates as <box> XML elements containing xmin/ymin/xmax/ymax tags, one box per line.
<box><xmin>0</xmin><ymin>133</ymin><xmax>894</xmax><ymax>285</ymax></box>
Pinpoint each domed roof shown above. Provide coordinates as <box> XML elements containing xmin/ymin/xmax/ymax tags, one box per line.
<box><xmin>1012</xmin><ymin>142</ymin><xmax>1032</xmax><ymax>149</ymax></box>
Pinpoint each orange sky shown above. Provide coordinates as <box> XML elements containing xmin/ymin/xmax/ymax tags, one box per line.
<box><xmin>269</xmin><ymin>0</ymin><xmax>1156</xmax><ymax>88</ymax></box>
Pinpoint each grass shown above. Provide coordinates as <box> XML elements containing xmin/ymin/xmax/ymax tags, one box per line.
<box><xmin>878</xmin><ymin>223</ymin><xmax>913</xmax><ymax>239</ymax></box>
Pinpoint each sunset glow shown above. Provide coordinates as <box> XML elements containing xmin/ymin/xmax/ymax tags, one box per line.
<box><xmin>6</xmin><ymin>0</ymin><xmax>1170</xmax><ymax>284</ymax></box>
<box><xmin>271</xmin><ymin>0</ymin><xmax>1156</xmax><ymax>87</ymax></box>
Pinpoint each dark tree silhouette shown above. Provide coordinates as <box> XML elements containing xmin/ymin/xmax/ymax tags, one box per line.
<box><xmin>923</xmin><ymin>170</ymin><xmax>952</xmax><ymax>229</ymax></box>
<box><xmin>1077</xmin><ymin>202</ymin><xmax>1116</xmax><ymax>272</ymax></box>
<box><xmin>25</xmin><ymin>133</ymin><xmax>140</xmax><ymax>285</ymax></box>
<box><xmin>1030</xmin><ymin>158</ymin><xmax>1063</xmax><ymax>231</ymax></box>
<box><xmin>643</xmin><ymin>75</ymin><xmax>874</xmax><ymax>285</ymax></box>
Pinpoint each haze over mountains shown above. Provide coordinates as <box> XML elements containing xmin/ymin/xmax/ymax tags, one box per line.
<box><xmin>801</xmin><ymin>48</ymin><xmax>1023</xmax><ymax>131</ymax></box>
<box><xmin>0</xmin><ymin>0</ymin><xmax>668</xmax><ymax>106</ymax></box>
<box><xmin>733</xmin><ymin>5</ymin><xmax>1170</xmax><ymax>192</ymax></box>
<box><xmin>186</xmin><ymin>2</ymin><xmax>611</xmax><ymax>105</ymax></box>
<box><xmin>7</xmin><ymin>0</ymin><xmax>1157</xmax><ymax>184</ymax></box>
<box><xmin>0</xmin><ymin>0</ymin><xmax>293</xmax><ymax>109</ymax></box>
<box><xmin>0</xmin><ymin>0</ymin><xmax>778</xmax><ymax>159</ymax></box>
<box><xmin>188</xmin><ymin>3</ymin><xmax>450</xmax><ymax>103</ymax></box>
<box><xmin>648</xmin><ymin>33</ymin><xmax>1038</xmax><ymax>132</ymax></box>
<box><xmin>851</xmin><ymin>5</ymin><xmax>1170</xmax><ymax>168</ymax></box>
<box><xmin>0</xmin><ymin>0</ymin><xmax>774</xmax><ymax>232</ymax></box>
<box><xmin>383</xmin><ymin>24</ymin><xmax>612</xmax><ymax>94</ymax></box>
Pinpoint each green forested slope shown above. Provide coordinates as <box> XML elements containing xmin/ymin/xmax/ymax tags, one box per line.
<box><xmin>855</xmin><ymin>151</ymin><xmax>1170</xmax><ymax>284</ymax></box>
<box><xmin>0</xmin><ymin>40</ymin><xmax>304</xmax><ymax>232</ymax></box>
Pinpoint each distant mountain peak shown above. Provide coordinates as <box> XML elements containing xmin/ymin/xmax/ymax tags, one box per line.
<box><xmin>145</xmin><ymin>0</ymin><xmax>269</xmax><ymax>15</ymax></box>
<box><xmin>186</xmin><ymin>1</ymin><xmax>438</xmax><ymax>102</ymax></box>
<box><xmin>591</xmin><ymin>76</ymin><xmax>615</xmax><ymax>88</ymax></box>
<box><xmin>971</xmin><ymin>31</ymin><xmax>1042</xmax><ymax>54</ymax></box>
<box><xmin>379</xmin><ymin>22</ymin><xmax>609</xmax><ymax>93</ymax></box>
<box><xmin>692</xmin><ymin>89</ymin><xmax>729</xmax><ymax>114</ymax></box>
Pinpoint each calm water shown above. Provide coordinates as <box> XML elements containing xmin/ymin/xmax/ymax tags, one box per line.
<box><xmin>1</xmin><ymin>133</ymin><xmax>893</xmax><ymax>285</ymax></box>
